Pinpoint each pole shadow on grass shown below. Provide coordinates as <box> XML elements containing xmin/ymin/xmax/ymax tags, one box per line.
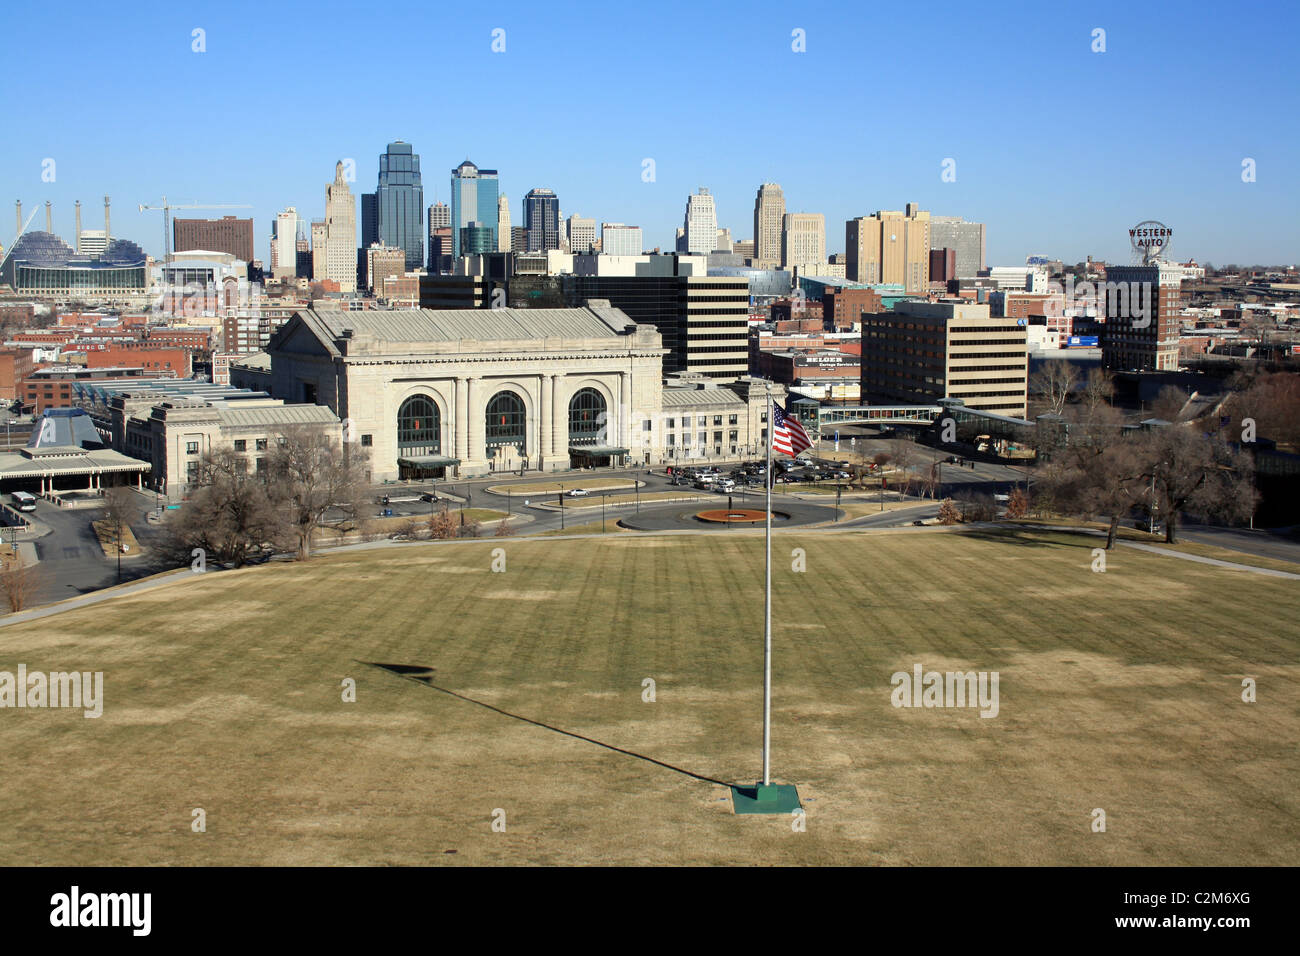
<box><xmin>358</xmin><ymin>660</ymin><xmax>734</xmax><ymax>788</ymax></box>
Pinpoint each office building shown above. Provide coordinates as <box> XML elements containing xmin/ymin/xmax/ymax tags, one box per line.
<box><xmin>683</xmin><ymin>188</ymin><xmax>717</xmax><ymax>255</ymax></box>
<box><xmin>601</xmin><ymin>223</ymin><xmax>642</xmax><ymax>257</ymax></box>
<box><xmin>1100</xmin><ymin>263</ymin><xmax>1182</xmax><ymax>372</ymax></box>
<box><xmin>753</xmin><ymin>183</ymin><xmax>785</xmax><ymax>267</ymax></box>
<box><xmin>173</xmin><ymin>216</ymin><xmax>254</xmax><ymax>263</ymax></box>
<box><xmin>523</xmin><ymin>188</ymin><xmax>561</xmax><ymax>252</ymax></box>
<box><xmin>781</xmin><ymin>212</ymin><xmax>825</xmax><ymax>271</ymax></box>
<box><xmin>496</xmin><ymin>196</ymin><xmax>510</xmax><ymax>252</ymax></box>
<box><xmin>316</xmin><ymin>161</ymin><xmax>357</xmax><ymax>293</ymax></box>
<box><xmin>929</xmin><ymin>216</ymin><xmax>987</xmax><ymax>278</ymax></box>
<box><xmin>860</xmin><ymin>300</ymin><xmax>1028</xmax><ymax>417</ymax></box>
<box><xmin>366</xmin><ymin>244</ymin><xmax>406</xmax><ymax>296</ymax></box>
<box><xmin>450</xmin><ymin>160</ymin><xmax>499</xmax><ymax>258</ymax></box>
<box><xmin>460</xmin><ymin>222</ymin><xmax>496</xmax><ymax>256</ymax></box>
<box><xmin>271</xmin><ymin>208</ymin><xmax>300</xmax><ymax>280</ymax></box>
<box><xmin>846</xmin><ymin>204</ymin><xmax>931</xmax><ymax>293</ymax></box>
<box><xmin>930</xmin><ymin>247</ymin><xmax>957</xmax><ymax>284</ymax></box>
<box><xmin>376</xmin><ymin>142</ymin><xmax>424</xmax><ymax>270</ymax></box>
<box><xmin>567</xmin><ymin>215</ymin><xmax>597</xmax><ymax>255</ymax></box>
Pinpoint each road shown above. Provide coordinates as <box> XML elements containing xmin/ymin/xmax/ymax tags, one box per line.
<box><xmin>24</xmin><ymin>491</ymin><xmax>171</xmax><ymax>606</ymax></box>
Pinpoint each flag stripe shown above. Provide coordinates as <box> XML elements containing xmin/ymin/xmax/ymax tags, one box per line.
<box><xmin>771</xmin><ymin>403</ymin><xmax>812</xmax><ymax>457</ymax></box>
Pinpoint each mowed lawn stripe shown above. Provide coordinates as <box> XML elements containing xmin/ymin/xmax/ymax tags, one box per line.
<box><xmin>0</xmin><ymin>528</ymin><xmax>1295</xmax><ymax>865</ymax></box>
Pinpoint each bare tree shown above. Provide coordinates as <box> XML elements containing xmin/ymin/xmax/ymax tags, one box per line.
<box><xmin>1220</xmin><ymin>370</ymin><xmax>1300</xmax><ymax>449</ymax></box>
<box><xmin>1082</xmin><ymin>367</ymin><xmax>1116</xmax><ymax>419</ymax></box>
<box><xmin>0</xmin><ymin>553</ymin><xmax>43</xmax><ymax>613</ymax></box>
<box><xmin>264</xmin><ymin>426</ymin><xmax>370</xmax><ymax>560</ymax></box>
<box><xmin>1030</xmin><ymin>361</ymin><xmax>1080</xmax><ymax>416</ymax></box>
<box><xmin>1139</xmin><ymin>426</ymin><xmax>1258</xmax><ymax>544</ymax></box>
<box><xmin>101</xmin><ymin>486</ymin><xmax>136</xmax><ymax>583</ymax></box>
<box><xmin>1037</xmin><ymin>410</ymin><xmax>1146</xmax><ymax>548</ymax></box>
<box><xmin>1149</xmin><ymin>385</ymin><xmax>1190</xmax><ymax>423</ymax></box>
<box><xmin>494</xmin><ymin>518</ymin><xmax>516</xmax><ymax>537</ymax></box>
<box><xmin>159</xmin><ymin>449</ymin><xmax>283</xmax><ymax>567</ymax></box>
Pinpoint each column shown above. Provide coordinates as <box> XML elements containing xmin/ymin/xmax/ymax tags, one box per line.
<box><xmin>539</xmin><ymin>374</ymin><xmax>553</xmax><ymax>461</ymax></box>
<box><xmin>619</xmin><ymin>372</ymin><xmax>630</xmax><ymax>451</ymax></box>
<box><xmin>550</xmin><ymin>374</ymin><xmax>563</xmax><ymax>468</ymax></box>
<box><xmin>467</xmin><ymin>377</ymin><xmax>485</xmax><ymax>464</ymax></box>
<box><xmin>455</xmin><ymin>377</ymin><xmax>468</xmax><ymax>462</ymax></box>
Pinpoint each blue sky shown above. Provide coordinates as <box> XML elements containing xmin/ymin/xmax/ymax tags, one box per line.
<box><xmin>4</xmin><ymin>0</ymin><xmax>1297</xmax><ymax>267</ymax></box>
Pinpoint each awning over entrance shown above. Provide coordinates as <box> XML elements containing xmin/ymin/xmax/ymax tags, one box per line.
<box><xmin>568</xmin><ymin>446</ymin><xmax>629</xmax><ymax>457</ymax></box>
<box><xmin>397</xmin><ymin>455</ymin><xmax>462</xmax><ymax>468</ymax></box>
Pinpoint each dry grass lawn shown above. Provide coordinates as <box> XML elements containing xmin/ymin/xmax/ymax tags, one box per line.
<box><xmin>1</xmin><ymin>527</ymin><xmax>1296</xmax><ymax>866</ymax></box>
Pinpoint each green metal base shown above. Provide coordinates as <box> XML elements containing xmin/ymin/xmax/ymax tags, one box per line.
<box><xmin>731</xmin><ymin>782</ymin><xmax>802</xmax><ymax>814</ymax></box>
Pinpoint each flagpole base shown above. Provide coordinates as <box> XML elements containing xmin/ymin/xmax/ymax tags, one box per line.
<box><xmin>730</xmin><ymin>782</ymin><xmax>801</xmax><ymax>815</ymax></box>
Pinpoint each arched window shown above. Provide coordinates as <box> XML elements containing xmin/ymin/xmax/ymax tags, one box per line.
<box><xmin>485</xmin><ymin>391</ymin><xmax>526</xmax><ymax>454</ymax></box>
<box><xmin>398</xmin><ymin>395</ymin><xmax>440</xmax><ymax>452</ymax></box>
<box><xmin>568</xmin><ymin>387</ymin><xmax>607</xmax><ymax>445</ymax></box>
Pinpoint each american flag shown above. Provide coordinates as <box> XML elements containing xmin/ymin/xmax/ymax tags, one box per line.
<box><xmin>771</xmin><ymin>403</ymin><xmax>812</xmax><ymax>457</ymax></box>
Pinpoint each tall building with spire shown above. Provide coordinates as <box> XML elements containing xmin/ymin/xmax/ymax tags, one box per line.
<box><xmin>324</xmin><ymin>160</ymin><xmax>357</xmax><ymax>291</ymax></box>
<box><xmin>376</xmin><ymin>142</ymin><xmax>424</xmax><ymax>270</ymax></box>
<box><xmin>497</xmin><ymin>195</ymin><xmax>511</xmax><ymax>252</ymax></box>
<box><xmin>753</xmin><ymin>182</ymin><xmax>785</xmax><ymax>267</ymax></box>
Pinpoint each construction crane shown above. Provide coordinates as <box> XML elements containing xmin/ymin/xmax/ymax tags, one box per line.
<box><xmin>137</xmin><ymin>197</ymin><xmax>252</xmax><ymax>260</ymax></box>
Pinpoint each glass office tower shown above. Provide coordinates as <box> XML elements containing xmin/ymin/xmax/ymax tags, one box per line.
<box><xmin>523</xmin><ymin>188</ymin><xmax>560</xmax><ymax>252</ymax></box>
<box><xmin>377</xmin><ymin>142</ymin><xmax>424</xmax><ymax>270</ymax></box>
<box><xmin>450</xmin><ymin>160</ymin><xmax>499</xmax><ymax>259</ymax></box>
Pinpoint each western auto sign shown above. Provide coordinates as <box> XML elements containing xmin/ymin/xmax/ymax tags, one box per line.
<box><xmin>1130</xmin><ymin>221</ymin><xmax>1172</xmax><ymax>262</ymax></box>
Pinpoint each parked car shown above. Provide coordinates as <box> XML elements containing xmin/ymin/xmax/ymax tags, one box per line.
<box><xmin>565</xmin><ymin>488</ymin><xmax>589</xmax><ymax>498</ymax></box>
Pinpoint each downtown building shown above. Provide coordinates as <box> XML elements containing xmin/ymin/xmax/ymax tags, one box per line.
<box><xmin>1100</xmin><ymin>263</ymin><xmax>1182</xmax><ymax>372</ymax></box>
<box><xmin>417</xmin><ymin>253</ymin><xmax>751</xmax><ymax>380</ymax></box>
<box><xmin>450</xmin><ymin>160</ymin><xmax>499</xmax><ymax>258</ymax></box>
<box><xmin>929</xmin><ymin>216</ymin><xmax>986</xmax><ymax>278</ymax></box>
<box><xmin>753</xmin><ymin>183</ymin><xmax>785</xmax><ymax>268</ymax></box>
<box><xmin>601</xmin><ymin>223</ymin><xmax>642</xmax><ymax>257</ymax></box>
<box><xmin>683</xmin><ymin>188</ymin><xmax>718</xmax><ymax>255</ymax></box>
<box><xmin>377</xmin><ymin>142</ymin><xmax>424</xmax><ymax>270</ymax></box>
<box><xmin>523</xmin><ymin>188</ymin><xmax>561</xmax><ymax>252</ymax></box>
<box><xmin>781</xmin><ymin>212</ymin><xmax>826</xmax><ymax>272</ymax></box>
<box><xmin>846</xmin><ymin>204</ymin><xmax>931</xmax><ymax>293</ymax></box>
<box><xmin>173</xmin><ymin>216</ymin><xmax>254</xmax><ymax>263</ymax></box>
<box><xmin>860</xmin><ymin>300</ymin><xmax>1028</xmax><ymax>417</ymax></box>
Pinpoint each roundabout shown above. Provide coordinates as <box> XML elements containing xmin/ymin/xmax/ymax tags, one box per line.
<box><xmin>618</xmin><ymin>498</ymin><xmax>839</xmax><ymax>531</ymax></box>
<box><xmin>695</xmin><ymin>508</ymin><xmax>786</xmax><ymax>525</ymax></box>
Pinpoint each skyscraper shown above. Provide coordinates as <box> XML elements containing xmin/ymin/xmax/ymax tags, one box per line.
<box><xmin>523</xmin><ymin>188</ymin><xmax>560</xmax><ymax>252</ymax></box>
<box><xmin>324</xmin><ymin>160</ymin><xmax>357</xmax><ymax>292</ymax></box>
<box><xmin>928</xmin><ymin>216</ymin><xmax>987</xmax><ymax>279</ymax></box>
<box><xmin>567</xmin><ymin>215</ymin><xmax>596</xmax><ymax>254</ymax></box>
<box><xmin>846</xmin><ymin>203</ymin><xmax>930</xmax><ymax>293</ymax></box>
<box><xmin>781</xmin><ymin>212</ymin><xmax>825</xmax><ymax>271</ymax></box>
<box><xmin>683</xmin><ymin>188</ymin><xmax>717</xmax><ymax>255</ymax></box>
<box><xmin>271</xmin><ymin>207</ymin><xmax>300</xmax><ymax>280</ymax></box>
<box><xmin>753</xmin><ymin>183</ymin><xmax>785</xmax><ymax>267</ymax></box>
<box><xmin>427</xmin><ymin>202</ymin><xmax>450</xmax><ymax>271</ymax></box>
<box><xmin>450</xmin><ymin>160</ymin><xmax>500</xmax><ymax>259</ymax></box>
<box><xmin>376</xmin><ymin>142</ymin><xmax>424</xmax><ymax>270</ymax></box>
<box><xmin>601</xmin><ymin>223</ymin><xmax>642</xmax><ymax>256</ymax></box>
<box><xmin>497</xmin><ymin>195</ymin><xmax>511</xmax><ymax>252</ymax></box>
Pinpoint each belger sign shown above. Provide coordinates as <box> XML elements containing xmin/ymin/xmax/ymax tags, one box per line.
<box><xmin>1130</xmin><ymin>220</ymin><xmax>1172</xmax><ymax>262</ymax></box>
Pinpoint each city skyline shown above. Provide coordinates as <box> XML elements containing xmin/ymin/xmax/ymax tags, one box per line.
<box><xmin>3</xmin><ymin>0</ymin><xmax>1297</xmax><ymax>268</ymax></box>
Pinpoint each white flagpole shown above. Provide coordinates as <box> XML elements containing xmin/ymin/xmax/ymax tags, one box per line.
<box><xmin>763</xmin><ymin>384</ymin><xmax>773</xmax><ymax>787</ymax></box>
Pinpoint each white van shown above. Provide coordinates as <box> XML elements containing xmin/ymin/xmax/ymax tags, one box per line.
<box><xmin>11</xmin><ymin>491</ymin><xmax>37</xmax><ymax>512</ymax></box>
